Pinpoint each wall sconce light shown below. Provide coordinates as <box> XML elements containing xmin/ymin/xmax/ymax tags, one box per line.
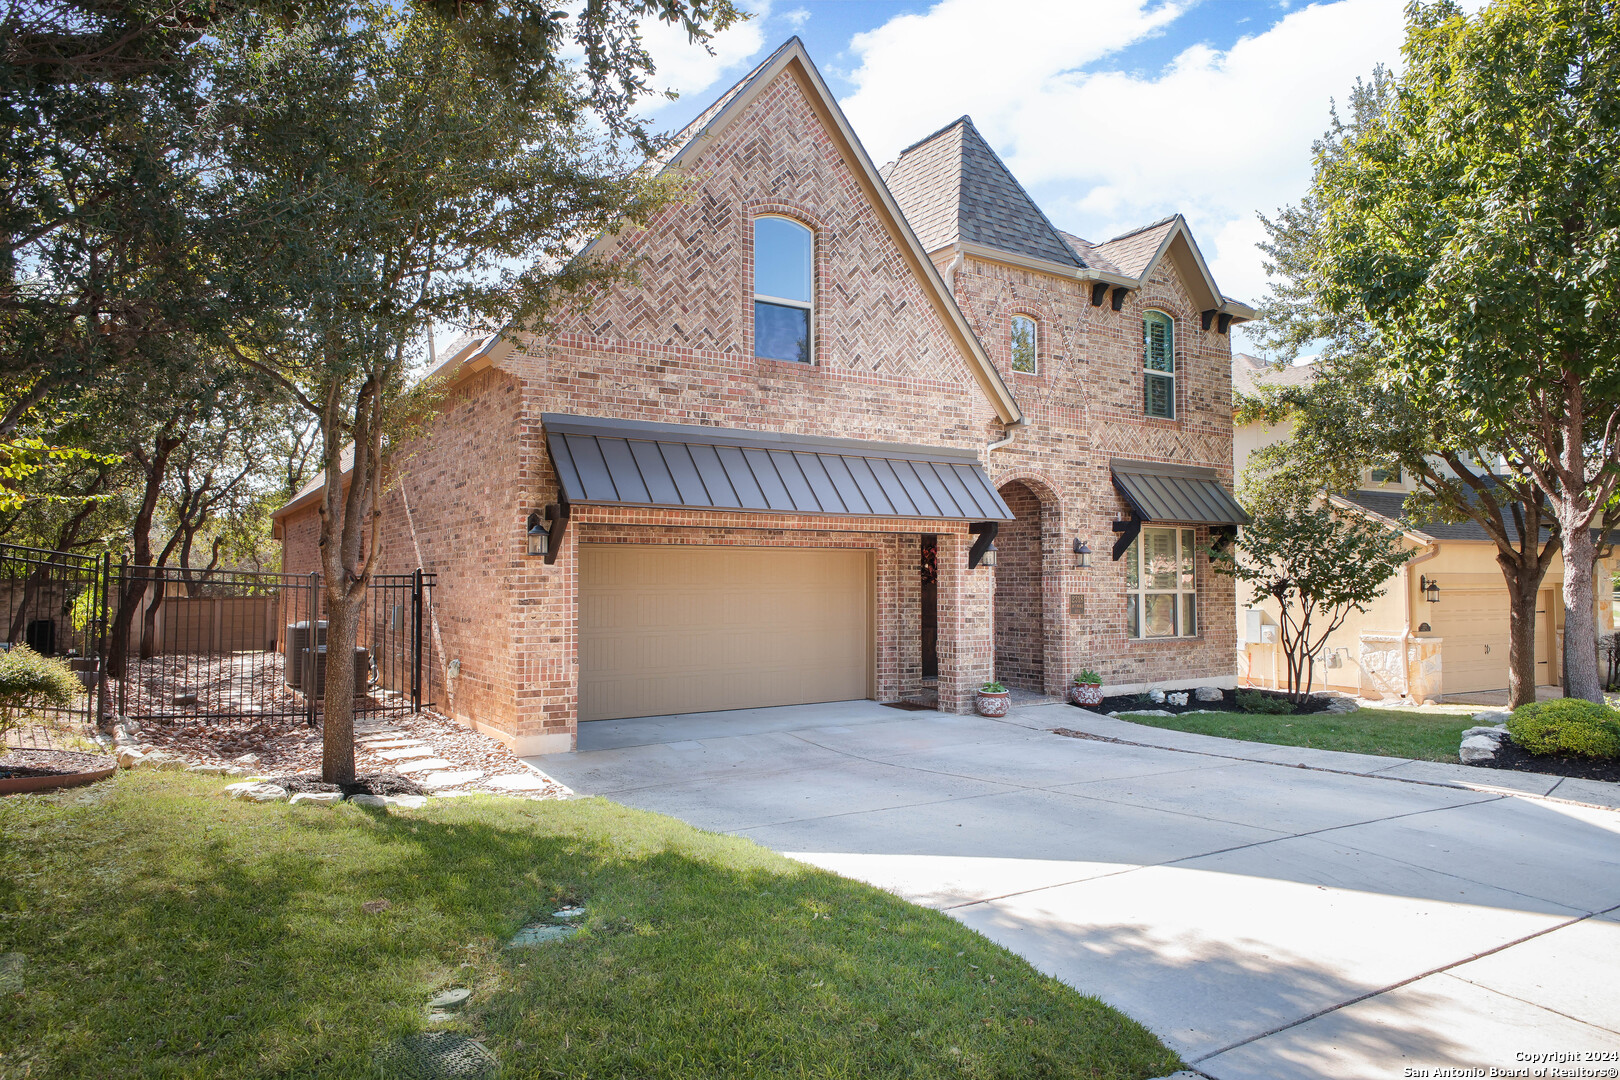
<box><xmin>979</xmin><ymin>543</ymin><xmax>998</xmax><ymax>568</ymax></box>
<box><xmin>526</xmin><ymin>512</ymin><xmax>549</xmax><ymax>557</ymax></box>
<box><xmin>1073</xmin><ymin>539</ymin><xmax>1093</xmax><ymax>569</ymax></box>
<box><xmin>1420</xmin><ymin>574</ymin><xmax>1440</xmax><ymax>603</ymax></box>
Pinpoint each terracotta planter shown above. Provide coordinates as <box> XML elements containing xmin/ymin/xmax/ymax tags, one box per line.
<box><xmin>1069</xmin><ymin>683</ymin><xmax>1103</xmax><ymax>707</ymax></box>
<box><xmin>976</xmin><ymin>689</ymin><xmax>1010</xmax><ymax>717</ymax></box>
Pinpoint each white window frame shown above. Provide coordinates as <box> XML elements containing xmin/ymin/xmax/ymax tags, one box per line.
<box><xmin>1143</xmin><ymin>310</ymin><xmax>1175</xmax><ymax>419</ymax></box>
<box><xmin>1010</xmin><ymin>314</ymin><xmax>1038</xmax><ymax>374</ymax></box>
<box><xmin>753</xmin><ymin>215</ymin><xmax>814</xmax><ymax>364</ymax></box>
<box><xmin>1125</xmin><ymin>526</ymin><xmax>1198</xmax><ymax>639</ymax></box>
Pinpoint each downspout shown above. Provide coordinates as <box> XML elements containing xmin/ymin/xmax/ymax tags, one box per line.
<box><xmin>1400</xmin><ymin>543</ymin><xmax>1441</xmax><ymax>700</ymax></box>
<box><xmin>986</xmin><ymin>418</ymin><xmax>1025</xmax><ymax>453</ymax></box>
<box><xmin>945</xmin><ymin>244</ymin><xmax>965</xmax><ymax>297</ymax></box>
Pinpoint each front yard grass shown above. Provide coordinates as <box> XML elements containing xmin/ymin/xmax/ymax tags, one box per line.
<box><xmin>0</xmin><ymin>772</ymin><xmax>1178</xmax><ymax>1079</ymax></box>
<box><xmin>1116</xmin><ymin>706</ymin><xmax>1477</xmax><ymax>762</ymax></box>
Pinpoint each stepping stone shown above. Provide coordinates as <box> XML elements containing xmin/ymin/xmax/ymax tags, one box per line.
<box><xmin>348</xmin><ymin>793</ymin><xmax>428</xmax><ymax>810</ymax></box>
<box><xmin>289</xmin><ymin>791</ymin><xmax>343</xmax><ymax>806</ymax></box>
<box><xmin>394</xmin><ymin>757</ymin><xmax>454</xmax><ymax>774</ymax></box>
<box><xmin>507</xmin><ymin>924</ymin><xmax>576</xmax><ymax>947</ymax></box>
<box><xmin>483</xmin><ymin>773</ymin><xmax>550</xmax><ymax>792</ymax></box>
<box><xmin>358</xmin><ymin>736</ymin><xmax>416</xmax><ymax>747</ymax></box>
<box><xmin>224</xmin><ymin>782</ymin><xmax>287</xmax><ymax>802</ymax></box>
<box><xmin>378</xmin><ymin>746</ymin><xmax>436</xmax><ymax>761</ymax></box>
<box><xmin>416</xmin><ymin>770</ymin><xmax>483</xmax><ymax>789</ymax></box>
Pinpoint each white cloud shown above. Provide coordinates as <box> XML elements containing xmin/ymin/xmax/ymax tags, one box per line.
<box><xmin>783</xmin><ymin>7</ymin><xmax>810</xmax><ymax>29</ymax></box>
<box><xmin>839</xmin><ymin>0</ymin><xmax>1412</xmax><ymax>351</ymax></box>
<box><xmin>637</xmin><ymin>0</ymin><xmax>771</xmax><ymax>113</ymax></box>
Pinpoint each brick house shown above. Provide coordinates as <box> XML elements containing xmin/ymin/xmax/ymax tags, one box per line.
<box><xmin>273</xmin><ymin>38</ymin><xmax>1253</xmax><ymax>754</ymax></box>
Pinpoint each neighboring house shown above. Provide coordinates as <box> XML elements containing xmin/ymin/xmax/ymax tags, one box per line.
<box><xmin>1232</xmin><ymin>353</ymin><xmax>1617</xmax><ymax>701</ymax></box>
<box><xmin>273</xmin><ymin>39</ymin><xmax>1254</xmax><ymax>754</ymax></box>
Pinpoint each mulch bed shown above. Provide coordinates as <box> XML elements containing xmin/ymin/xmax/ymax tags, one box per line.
<box><xmin>0</xmin><ymin>748</ymin><xmax>116</xmax><ymax>780</ymax></box>
<box><xmin>1096</xmin><ymin>687</ymin><xmax>1333</xmax><ymax>716</ymax></box>
<box><xmin>266</xmin><ymin>773</ymin><xmax>427</xmax><ymax>797</ymax></box>
<box><xmin>1475</xmin><ymin>740</ymin><xmax>1620</xmax><ymax>784</ymax></box>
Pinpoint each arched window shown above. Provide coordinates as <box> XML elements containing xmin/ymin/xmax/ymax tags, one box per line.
<box><xmin>753</xmin><ymin>217</ymin><xmax>813</xmax><ymax>363</ymax></box>
<box><xmin>1143</xmin><ymin>310</ymin><xmax>1175</xmax><ymax>418</ymax></box>
<box><xmin>1010</xmin><ymin>315</ymin><xmax>1037</xmax><ymax>374</ymax></box>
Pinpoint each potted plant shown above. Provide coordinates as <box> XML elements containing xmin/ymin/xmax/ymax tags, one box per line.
<box><xmin>1069</xmin><ymin>669</ymin><xmax>1104</xmax><ymax>707</ymax></box>
<box><xmin>976</xmin><ymin>680</ymin><xmax>1010</xmax><ymax>717</ymax></box>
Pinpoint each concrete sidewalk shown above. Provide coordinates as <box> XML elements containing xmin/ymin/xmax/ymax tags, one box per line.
<box><xmin>532</xmin><ymin>701</ymin><xmax>1620</xmax><ymax>1078</ymax></box>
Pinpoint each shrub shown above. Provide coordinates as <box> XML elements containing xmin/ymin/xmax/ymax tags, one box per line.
<box><xmin>1236</xmin><ymin>689</ymin><xmax>1294</xmax><ymax>715</ymax></box>
<box><xmin>0</xmin><ymin>645</ymin><xmax>85</xmax><ymax>739</ymax></box>
<box><xmin>1073</xmin><ymin>669</ymin><xmax>1102</xmax><ymax>685</ymax></box>
<box><xmin>1507</xmin><ymin>699</ymin><xmax>1620</xmax><ymax>759</ymax></box>
<box><xmin>979</xmin><ymin>681</ymin><xmax>1007</xmax><ymax>694</ymax></box>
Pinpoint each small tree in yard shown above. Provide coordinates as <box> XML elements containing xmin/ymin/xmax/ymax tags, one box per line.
<box><xmin>0</xmin><ymin>646</ymin><xmax>83</xmax><ymax>743</ymax></box>
<box><xmin>1211</xmin><ymin>496</ymin><xmax>1411</xmax><ymax>705</ymax></box>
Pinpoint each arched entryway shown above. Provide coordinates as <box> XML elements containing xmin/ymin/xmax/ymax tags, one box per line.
<box><xmin>995</xmin><ymin>480</ymin><xmax>1046</xmax><ymax>693</ymax></box>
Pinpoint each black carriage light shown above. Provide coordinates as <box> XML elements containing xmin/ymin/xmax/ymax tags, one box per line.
<box><xmin>1073</xmin><ymin>538</ymin><xmax>1093</xmax><ymax>569</ymax></box>
<box><xmin>526</xmin><ymin>512</ymin><xmax>549</xmax><ymax>557</ymax></box>
<box><xmin>979</xmin><ymin>543</ymin><xmax>998</xmax><ymax>568</ymax></box>
<box><xmin>1420</xmin><ymin>574</ymin><xmax>1441</xmax><ymax>603</ymax></box>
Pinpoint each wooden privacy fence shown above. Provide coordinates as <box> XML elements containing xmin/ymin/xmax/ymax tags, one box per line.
<box><xmin>134</xmin><ymin>595</ymin><xmax>280</xmax><ymax>656</ymax></box>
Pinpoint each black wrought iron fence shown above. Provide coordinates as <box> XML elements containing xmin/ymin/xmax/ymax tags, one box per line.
<box><xmin>1</xmin><ymin>542</ymin><xmax>110</xmax><ymax>734</ymax></box>
<box><xmin>108</xmin><ymin>562</ymin><xmax>437</xmax><ymax>726</ymax></box>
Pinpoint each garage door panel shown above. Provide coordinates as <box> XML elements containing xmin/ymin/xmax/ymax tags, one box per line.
<box><xmin>579</xmin><ymin>544</ymin><xmax>871</xmax><ymax>722</ymax></box>
<box><xmin>1428</xmin><ymin>589</ymin><xmax>1511</xmax><ymax>695</ymax></box>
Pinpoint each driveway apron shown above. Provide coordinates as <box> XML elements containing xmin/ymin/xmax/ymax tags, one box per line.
<box><xmin>532</xmin><ymin>700</ymin><xmax>1620</xmax><ymax>1079</ymax></box>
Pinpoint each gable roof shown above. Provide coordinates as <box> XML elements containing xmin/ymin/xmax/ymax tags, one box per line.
<box><xmin>889</xmin><ymin>120</ymin><xmax>1254</xmax><ymax>323</ymax></box>
<box><xmin>886</xmin><ymin>117</ymin><xmax>1082</xmax><ymax>270</ymax></box>
<box><xmin>590</xmin><ymin>39</ymin><xmax>1022</xmax><ymax>425</ymax></box>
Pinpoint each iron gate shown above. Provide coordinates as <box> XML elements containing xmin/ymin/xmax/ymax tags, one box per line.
<box><xmin>0</xmin><ymin>542</ymin><xmax>110</xmax><ymax>731</ymax></box>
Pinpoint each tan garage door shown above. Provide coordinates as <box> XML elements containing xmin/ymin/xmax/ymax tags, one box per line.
<box><xmin>579</xmin><ymin>545</ymin><xmax>872</xmax><ymax>722</ymax></box>
<box><xmin>1427</xmin><ymin>588</ymin><xmax>1511</xmax><ymax>694</ymax></box>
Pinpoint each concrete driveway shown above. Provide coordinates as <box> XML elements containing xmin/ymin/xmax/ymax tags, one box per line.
<box><xmin>531</xmin><ymin>700</ymin><xmax>1620</xmax><ymax>1079</ymax></box>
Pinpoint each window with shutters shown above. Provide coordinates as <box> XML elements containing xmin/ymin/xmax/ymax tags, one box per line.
<box><xmin>1143</xmin><ymin>310</ymin><xmax>1175</xmax><ymax>418</ymax></box>
<box><xmin>754</xmin><ymin>216</ymin><xmax>813</xmax><ymax>363</ymax></box>
<box><xmin>1010</xmin><ymin>315</ymin><xmax>1037</xmax><ymax>374</ymax></box>
<box><xmin>1124</xmin><ymin>527</ymin><xmax>1198</xmax><ymax>639</ymax></box>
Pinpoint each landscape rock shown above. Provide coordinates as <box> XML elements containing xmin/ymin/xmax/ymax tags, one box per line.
<box><xmin>1324</xmin><ymin>697</ymin><xmax>1359</xmax><ymax>714</ymax></box>
<box><xmin>134</xmin><ymin>750</ymin><xmax>186</xmax><ymax>771</ymax></box>
<box><xmin>1125</xmin><ymin>709</ymin><xmax>1175</xmax><ymax>717</ymax></box>
<box><xmin>289</xmin><ymin>791</ymin><xmax>343</xmax><ymax>806</ymax></box>
<box><xmin>348</xmin><ymin>793</ymin><xmax>429</xmax><ymax>810</ymax></box>
<box><xmin>224</xmin><ymin>782</ymin><xmax>288</xmax><ymax>802</ymax></box>
<box><xmin>1148</xmin><ymin>689</ymin><xmax>1165</xmax><ymax>703</ymax></box>
<box><xmin>1462</xmin><ymin>725</ymin><xmax>1509</xmax><ymax>740</ymax></box>
<box><xmin>186</xmin><ymin>763</ymin><xmax>232</xmax><ymax>775</ymax></box>
<box><xmin>232</xmin><ymin>753</ymin><xmax>262</xmax><ymax>766</ymax></box>
<box><xmin>1194</xmin><ymin>686</ymin><xmax>1224</xmax><ymax>702</ymax></box>
<box><xmin>1472</xmin><ymin>708</ymin><xmax>1513</xmax><ymax>725</ymax></box>
<box><xmin>394</xmin><ymin>757</ymin><xmax>454</xmax><ymax>774</ymax></box>
<box><xmin>1459</xmin><ymin>734</ymin><xmax>1503</xmax><ymax>765</ymax></box>
<box><xmin>1165</xmin><ymin>692</ymin><xmax>1189</xmax><ymax>707</ymax></box>
<box><xmin>116</xmin><ymin>748</ymin><xmax>145</xmax><ymax>769</ymax></box>
<box><xmin>417</xmin><ymin>770</ymin><xmax>483</xmax><ymax>790</ymax></box>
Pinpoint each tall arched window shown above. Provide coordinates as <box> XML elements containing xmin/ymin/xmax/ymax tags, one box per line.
<box><xmin>1143</xmin><ymin>310</ymin><xmax>1175</xmax><ymax>418</ymax></box>
<box><xmin>754</xmin><ymin>217</ymin><xmax>813</xmax><ymax>363</ymax></box>
<box><xmin>1010</xmin><ymin>315</ymin><xmax>1037</xmax><ymax>374</ymax></box>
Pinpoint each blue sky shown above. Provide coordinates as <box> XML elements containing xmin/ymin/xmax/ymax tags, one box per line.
<box><xmin>633</xmin><ymin>0</ymin><xmax>1420</xmax><ymax>355</ymax></box>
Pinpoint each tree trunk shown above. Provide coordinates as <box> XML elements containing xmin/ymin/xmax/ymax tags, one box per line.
<box><xmin>139</xmin><ymin>575</ymin><xmax>166</xmax><ymax>660</ymax></box>
<box><xmin>321</xmin><ymin>586</ymin><xmax>359</xmax><ymax>783</ymax></box>
<box><xmin>1562</xmin><ymin>523</ymin><xmax>1603</xmax><ymax>702</ymax></box>
<box><xmin>1504</xmin><ymin>571</ymin><xmax>1543</xmax><ymax>710</ymax></box>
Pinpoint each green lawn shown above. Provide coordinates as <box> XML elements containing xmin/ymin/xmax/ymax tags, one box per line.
<box><xmin>0</xmin><ymin>773</ymin><xmax>1178</xmax><ymax>1079</ymax></box>
<box><xmin>1116</xmin><ymin>706</ymin><xmax>1477</xmax><ymax>762</ymax></box>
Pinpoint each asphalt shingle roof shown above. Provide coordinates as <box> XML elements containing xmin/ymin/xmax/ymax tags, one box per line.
<box><xmin>1092</xmin><ymin>216</ymin><xmax>1179</xmax><ymax>278</ymax></box>
<box><xmin>1231</xmin><ymin>354</ymin><xmax>1317</xmax><ymax>398</ymax></box>
<box><xmin>887</xmin><ymin>117</ymin><xmax>1082</xmax><ymax>268</ymax></box>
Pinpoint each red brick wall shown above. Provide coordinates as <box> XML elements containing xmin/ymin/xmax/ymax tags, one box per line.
<box><xmin>994</xmin><ymin>481</ymin><xmax>1045</xmax><ymax>692</ymax></box>
<box><xmin>948</xmin><ymin>252</ymin><xmax>1240</xmax><ymax>692</ymax></box>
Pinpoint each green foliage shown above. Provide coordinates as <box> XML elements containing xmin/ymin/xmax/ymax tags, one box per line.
<box><xmin>979</xmin><ymin>682</ymin><xmax>1008</xmax><ymax>694</ymax></box>
<box><xmin>1236</xmin><ymin>689</ymin><xmax>1295</xmax><ymax>715</ymax></box>
<box><xmin>0</xmin><ymin>645</ymin><xmax>84</xmax><ymax>737</ymax></box>
<box><xmin>1123</xmin><ymin>706</ymin><xmax>1476</xmax><ymax>762</ymax></box>
<box><xmin>1211</xmin><ymin>494</ymin><xmax>1410</xmax><ymax>703</ymax></box>
<box><xmin>1508</xmin><ymin>699</ymin><xmax>1620</xmax><ymax>759</ymax></box>
<box><xmin>1258</xmin><ymin>0</ymin><xmax>1620</xmax><ymax>701</ymax></box>
<box><xmin>1073</xmin><ymin>669</ymin><xmax>1102</xmax><ymax>685</ymax></box>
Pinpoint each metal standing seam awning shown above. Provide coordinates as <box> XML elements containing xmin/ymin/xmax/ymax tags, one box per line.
<box><xmin>1110</xmin><ymin>458</ymin><xmax>1249</xmax><ymax>559</ymax></box>
<box><xmin>543</xmin><ymin>413</ymin><xmax>1015</xmax><ymax>521</ymax></box>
